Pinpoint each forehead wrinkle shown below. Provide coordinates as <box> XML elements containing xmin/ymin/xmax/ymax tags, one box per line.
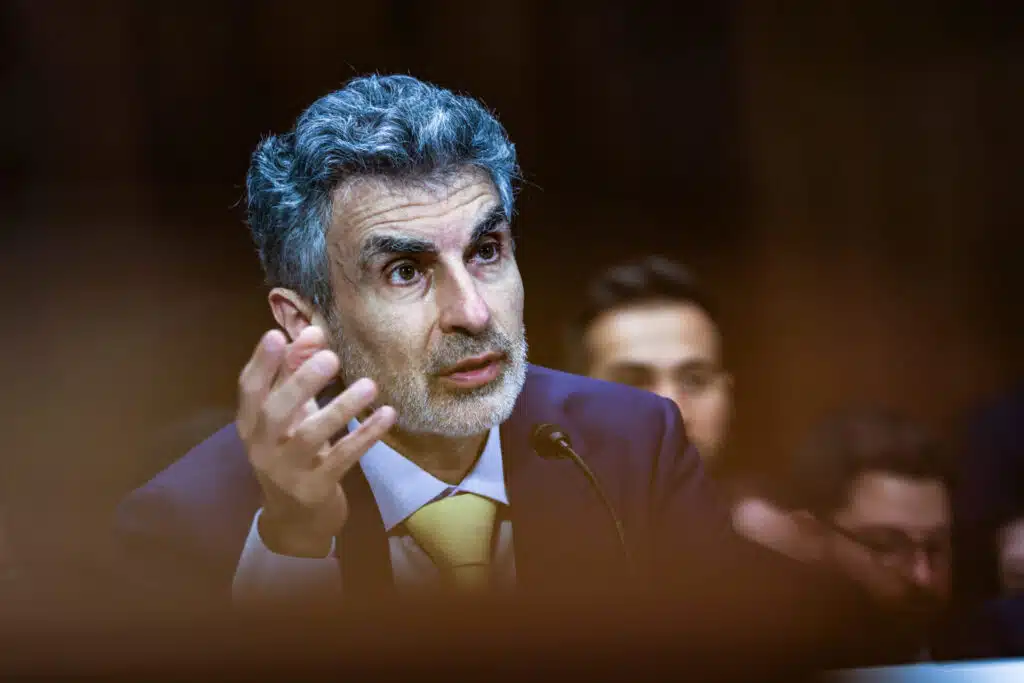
<box><xmin>328</xmin><ymin>179</ymin><xmax>499</xmax><ymax>286</ymax></box>
<box><xmin>333</xmin><ymin>187</ymin><xmax>497</xmax><ymax>252</ymax></box>
<box><xmin>331</xmin><ymin>169</ymin><xmax>496</xmax><ymax>233</ymax></box>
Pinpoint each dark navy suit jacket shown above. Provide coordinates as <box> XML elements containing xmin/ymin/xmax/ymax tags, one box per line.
<box><xmin>109</xmin><ymin>364</ymin><xmax>905</xmax><ymax>675</ymax></box>
<box><xmin>113</xmin><ymin>365</ymin><xmax>733</xmax><ymax>609</ymax></box>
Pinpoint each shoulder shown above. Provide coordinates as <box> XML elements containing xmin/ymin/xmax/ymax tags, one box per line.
<box><xmin>116</xmin><ymin>423</ymin><xmax>260</xmax><ymax>552</ymax></box>
<box><xmin>514</xmin><ymin>365</ymin><xmax>696</xmax><ymax>491</ymax></box>
<box><xmin>521</xmin><ymin>364</ymin><xmax>682</xmax><ymax>440</ymax></box>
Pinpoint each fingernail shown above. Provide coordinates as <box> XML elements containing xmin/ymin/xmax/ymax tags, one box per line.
<box><xmin>264</xmin><ymin>331</ymin><xmax>285</xmax><ymax>352</ymax></box>
<box><xmin>309</xmin><ymin>351</ymin><xmax>336</xmax><ymax>376</ymax></box>
<box><xmin>368</xmin><ymin>405</ymin><xmax>394</xmax><ymax>425</ymax></box>
<box><xmin>351</xmin><ymin>378</ymin><xmax>376</xmax><ymax>398</ymax></box>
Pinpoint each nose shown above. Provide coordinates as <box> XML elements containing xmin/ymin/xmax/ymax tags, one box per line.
<box><xmin>908</xmin><ymin>549</ymin><xmax>935</xmax><ymax>588</ymax></box>
<box><xmin>437</xmin><ymin>264</ymin><xmax>491</xmax><ymax>335</ymax></box>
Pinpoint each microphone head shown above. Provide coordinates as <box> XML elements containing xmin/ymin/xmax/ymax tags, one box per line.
<box><xmin>530</xmin><ymin>423</ymin><xmax>572</xmax><ymax>460</ymax></box>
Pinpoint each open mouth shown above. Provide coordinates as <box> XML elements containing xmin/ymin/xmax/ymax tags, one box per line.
<box><xmin>438</xmin><ymin>352</ymin><xmax>505</xmax><ymax>388</ymax></box>
<box><xmin>442</xmin><ymin>353</ymin><xmax>503</xmax><ymax>374</ymax></box>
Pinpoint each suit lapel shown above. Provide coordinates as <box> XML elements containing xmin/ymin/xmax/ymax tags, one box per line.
<box><xmin>501</xmin><ymin>366</ymin><xmax>629</xmax><ymax>594</ymax></box>
<box><xmin>325</xmin><ymin>367</ymin><xmax>626</xmax><ymax>598</ymax></box>
<box><xmin>336</xmin><ymin>465</ymin><xmax>394</xmax><ymax>600</ymax></box>
<box><xmin>318</xmin><ymin>382</ymin><xmax>395</xmax><ymax>600</ymax></box>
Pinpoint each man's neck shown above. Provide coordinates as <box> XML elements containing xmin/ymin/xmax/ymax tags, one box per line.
<box><xmin>381</xmin><ymin>428</ymin><xmax>489</xmax><ymax>485</ymax></box>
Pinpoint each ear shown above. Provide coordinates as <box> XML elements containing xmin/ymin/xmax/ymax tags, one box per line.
<box><xmin>268</xmin><ymin>288</ymin><xmax>328</xmax><ymax>342</ymax></box>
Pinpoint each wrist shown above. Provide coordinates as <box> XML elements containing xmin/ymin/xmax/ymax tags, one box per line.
<box><xmin>257</xmin><ymin>510</ymin><xmax>335</xmax><ymax>558</ymax></box>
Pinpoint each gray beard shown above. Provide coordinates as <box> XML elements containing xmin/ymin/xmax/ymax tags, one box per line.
<box><xmin>330</xmin><ymin>322</ymin><xmax>528</xmax><ymax>438</ymax></box>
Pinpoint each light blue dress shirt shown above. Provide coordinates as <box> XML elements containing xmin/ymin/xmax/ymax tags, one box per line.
<box><xmin>232</xmin><ymin>422</ymin><xmax>515</xmax><ymax>603</ymax></box>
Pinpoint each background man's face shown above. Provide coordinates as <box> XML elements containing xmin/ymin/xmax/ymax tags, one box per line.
<box><xmin>584</xmin><ymin>301</ymin><xmax>731</xmax><ymax>460</ymax></box>
<box><xmin>828</xmin><ymin>471</ymin><xmax>952</xmax><ymax>618</ymax></box>
<box><xmin>323</xmin><ymin>169</ymin><xmax>528</xmax><ymax>437</ymax></box>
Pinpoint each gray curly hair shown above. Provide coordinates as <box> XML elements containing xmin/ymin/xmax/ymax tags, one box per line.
<box><xmin>245</xmin><ymin>74</ymin><xmax>520</xmax><ymax>315</ymax></box>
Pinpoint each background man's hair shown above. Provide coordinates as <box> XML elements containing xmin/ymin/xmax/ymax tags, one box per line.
<box><xmin>787</xmin><ymin>405</ymin><xmax>953</xmax><ymax>515</ymax></box>
<box><xmin>564</xmin><ymin>255</ymin><xmax>718</xmax><ymax>373</ymax></box>
<box><xmin>245</xmin><ymin>74</ymin><xmax>520</xmax><ymax>316</ymax></box>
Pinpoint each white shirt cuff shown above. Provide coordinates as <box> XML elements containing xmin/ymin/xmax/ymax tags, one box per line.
<box><xmin>231</xmin><ymin>509</ymin><xmax>343</xmax><ymax>605</ymax></box>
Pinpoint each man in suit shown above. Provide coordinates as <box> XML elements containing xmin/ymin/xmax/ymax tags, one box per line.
<box><xmin>113</xmin><ymin>73</ymin><xmax>736</xmax><ymax>611</ymax></box>
<box><xmin>108</xmin><ymin>74</ymin><xmax>915</xmax><ymax>679</ymax></box>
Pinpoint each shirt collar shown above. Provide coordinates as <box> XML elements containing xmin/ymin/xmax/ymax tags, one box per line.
<box><xmin>353</xmin><ymin>421</ymin><xmax>508</xmax><ymax>532</ymax></box>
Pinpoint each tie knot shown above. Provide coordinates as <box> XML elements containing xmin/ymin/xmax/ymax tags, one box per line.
<box><xmin>403</xmin><ymin>492</ymin><xmax>498</xmax><ymax>590</ymax></box>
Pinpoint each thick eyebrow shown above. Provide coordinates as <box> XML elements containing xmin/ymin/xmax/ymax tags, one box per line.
<box><xmin>358</xmin><ymin>234</ymin><xmax>435</xmax><ymax>272</ymax></box>
<box><xmin>357</xmin><ymin>205</ymin><xmax>509</xmax><ymax>271</ymax></box>
<box><xmin>672</xmin><ymin>358</ymin><xmax>720</xmax><ymax>374</ymax></box>
<box><xmin>468</xmin><ymin>205</ymin><xmax>508</xmax><ymax>244</ymax></box>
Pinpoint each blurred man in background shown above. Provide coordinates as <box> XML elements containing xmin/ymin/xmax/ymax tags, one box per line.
<box><xmin>782</xmin><ymin>406</ymin><xmax>954</xmax><ymax>662</ymax></box>
<box><xmin>566</xmin><ymin>256</ymin><xmax>732</xmax><ymax>467</ymax></box>
<box><xmin>566</xmin><ymin>256</ymin><xmax>809</xmax><ymax>554</ymax></box>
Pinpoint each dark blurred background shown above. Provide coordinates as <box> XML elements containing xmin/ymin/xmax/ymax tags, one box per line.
<box><xmin>0</xmin><ymin>0</ymin><xmax>1021</xmax><ymax>573</ymax></box>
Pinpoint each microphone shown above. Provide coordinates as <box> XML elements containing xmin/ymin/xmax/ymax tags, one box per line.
<box><xmin>530</xmin><ymin>423</ymin><xmax>636</xmax><ymax>577</ymax></box>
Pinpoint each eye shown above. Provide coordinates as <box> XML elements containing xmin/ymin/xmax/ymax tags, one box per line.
<box><xmin>473</xmin><ymin>240</ymin><xmax>501</xmax><ymax>264</ymax></box>
<box><xmin>385</xmin><ymin>261</ymin><xmax>422</xmax><ymax>286</ymax></box>
<box><xmin>679</xmin><ymin>372</ymin><xmax>712</xmax><ymax>393</ymax></box>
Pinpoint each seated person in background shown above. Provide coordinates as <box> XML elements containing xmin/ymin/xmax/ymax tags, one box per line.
<box><xmin>564</xmin><ymin>256</ymin><xmax>732</xmax><ymax>469</ymax></box>
<box><xmin>776</xmin><ymin>406</ymin><xmax>955</xmax><ymax>663</ymax></box>
<box><xmin>565</xmin><ymin>256</ymin><xmax>798</xmax><ymax>547</ymax></box>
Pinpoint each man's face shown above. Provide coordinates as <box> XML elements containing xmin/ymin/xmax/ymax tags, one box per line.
<box><xmin>828</xmin><ymin>471</ymin><xmax>952</xmax><ymax>619</ymax></box>
<box><xmin>323</xmin><ymin>169</ymin><xmax>528</xmax><ymax>437</ymax></box>
<box><xmin>583</xmin><ymin>301</ymin><xmax>731</xmax><ymax>460</ymax></box>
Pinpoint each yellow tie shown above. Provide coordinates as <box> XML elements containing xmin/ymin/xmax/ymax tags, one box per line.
<box><xmin>403</xmin><ymin>492</ymin><xmax>497</xmax><ymax>592</ymax></box>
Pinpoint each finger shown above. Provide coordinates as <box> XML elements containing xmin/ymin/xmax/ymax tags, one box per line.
<box><xmin>237</xmin><ymin>330</ymin><xmax>287</xmax><ymax>434</ymax></box>
<box><xmin>287</xmin><ymin>378</ymin><xmax>379</xmax><ymax>459</ymax></box>
<box><xmin>280</xmin><ymin>327</ymin><xmax>331</xmax><ymax>430</ymax></box>
<box><xmin>320</xmin><ymin>405</ymin><xmax>397</xmax><ymax>479</ymax></box>
<box><xmin>283</xmin><ymin>326</ymin><xmax>329</xmax><ymax>376</ymax></box>
<box><xmin>260</xmin><ymin>349</ymin><xmax>340</xmax><ymax>439</ymax></box>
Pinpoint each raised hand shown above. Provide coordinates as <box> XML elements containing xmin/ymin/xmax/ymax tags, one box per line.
<box><xmin>236</xmin><ymin>327</ymin><xmax>397</xmax><ymax>557</ymax></box>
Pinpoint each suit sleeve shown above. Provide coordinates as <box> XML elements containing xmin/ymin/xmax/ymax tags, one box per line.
<box><xmin>647</xmin><ymin>397</ymin><xmax>734</xmax><ymax>571</ymax></box>
<box><xmin>107</xmin><ymin>486</ymin><xmax>233</xmax><ymax>614</ymax></box>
